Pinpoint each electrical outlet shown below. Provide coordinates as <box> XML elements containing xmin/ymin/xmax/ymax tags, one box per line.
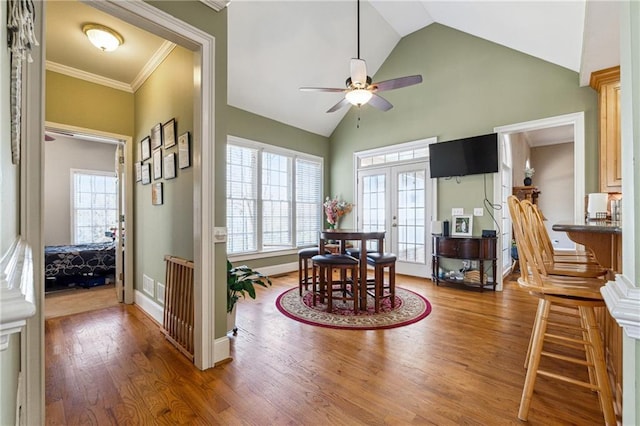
<box><xmin>471</xmin><ymin>260</ymin><xmax>479</xmax><ymax>269</ymax></box>
<box><xmin>474</xmin><ymin>207</ymin><xmax>484</xmax><ymax>216</ymax></box>
<box><xmin>452</xmin><ymin>207</ymin><xmax>464</xmax><ymax>216</ymax></box>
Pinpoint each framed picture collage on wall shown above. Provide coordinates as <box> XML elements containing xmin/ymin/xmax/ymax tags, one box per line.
<box><xmin>136</xmin><ymin>117</ymin><xmax>191</xmax><ymax>206</ymax></box>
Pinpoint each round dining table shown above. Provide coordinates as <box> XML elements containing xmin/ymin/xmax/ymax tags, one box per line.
<box><xmin>318</xmin><ymin>229</ymin><xmax>385</xmax><ymax>310</ymax></box>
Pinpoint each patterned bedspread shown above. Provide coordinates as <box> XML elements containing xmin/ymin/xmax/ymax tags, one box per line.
<box><xmin>44</xmin><ymin>242</ymin><xmax>116</xmax><ymax>278</ymax></box>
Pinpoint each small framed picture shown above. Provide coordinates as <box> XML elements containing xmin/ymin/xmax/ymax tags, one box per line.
<box><xmin>452</xmin><ymin>214</ymin><xmax>473</xmax><ymax>236</ymax></box>
<box><xmin>164</xmin><ymin>152</ymin><xmax>176</xmax><ymax>179</ymax></box>
<box><xmin>140</xmin><ymin>136</ymin><xmax>151</xmax><ymax>161</ymax></box>
<box><xmin>151</xmin><ymin>123</ymin><xmax>162</xmax><ymax>150</ymax></box>
<box><xmin>163</xmin><ymin>118</ymin><xmax>176</xmax><ymax>148</ymax></box>
<box><xmin>135</xmin><ymin>162</ymin><xmax>142</xmax><ymax>182</ymax></box>
<box><xmin>178</xmin><ymin>131</ymin><xmax>190</xmax><ymax>169</ymax></box>
<box><xmin>153</xmin><ymin>149</ymin><xmax>162</xmax><ymax>180</ymax></box>
<box><xmin>152</xmin><ymin>182</ymin><xmax>163</xmax><ymax>205</ymax></box>
<box><xmin>141</xmin><ymin>163</ymin><xmax>151</xmax><ymax>185</ymax></box>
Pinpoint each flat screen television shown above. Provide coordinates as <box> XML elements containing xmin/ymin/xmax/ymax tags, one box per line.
<box><xmin>429</xmin><ymin>133</ymin><xmax>498</xmax><ymax>178</ymax></box>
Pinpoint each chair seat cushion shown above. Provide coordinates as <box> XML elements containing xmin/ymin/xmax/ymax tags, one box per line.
<box><xmin>312</xmin><ymin>254</ymin><xmax>358</xmax><ymax>265</ymax></box>
<box><xmin>298</xmin><ymin>247</ymin><xmax>329</xmax><ymax>258</ymax></box>
<box><xmin>345</xmin><ymin>248</ymin><xmax>360</xmax><ymax>258</ymax></box>
<box><xmin>366</xmin><ymin>252</ymin><xmax>397</xmax><ymax>265</ymax></box>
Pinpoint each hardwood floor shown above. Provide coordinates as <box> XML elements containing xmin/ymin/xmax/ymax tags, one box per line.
<box><xmin>45</xmin><ymin>284</ymin><xmax>119</xmax><ymax>319</ymax></box>
<box><xmin>45</xmin><ymin>273</ymin><xmax>606</xmax><ymax>425</ymax></box>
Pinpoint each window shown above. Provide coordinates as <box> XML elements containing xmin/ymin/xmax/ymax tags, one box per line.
<box><xmin>72</xmin><ymin>170</ymin><xmax>118</xmax><ymax>244</ymax></box>
<box><xmin>226</xmin><ymin>136</ymin><xmax>323</xmax><ymax>255</ymax></box>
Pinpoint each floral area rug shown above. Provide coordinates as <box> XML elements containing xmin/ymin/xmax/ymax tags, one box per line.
<box><xmin>275</xmin><ymin>287</ymin><xmax>432</xmax><ymax>330</ymax></box>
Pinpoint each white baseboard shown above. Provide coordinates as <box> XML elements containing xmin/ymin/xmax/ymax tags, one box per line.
<box><xmin>214</xmin><ymin>336</ymin><xmax>230</xmax><ymax>364</ymax></box>
<box><xmin>134</xmin><ymin>289</ymin><xmax>164</xmax><ymax>324</ymax></box>
<box><xmin>254</xmin><ymin>261</ymin><xmax>297</xmax><ymax>276</ymax></box>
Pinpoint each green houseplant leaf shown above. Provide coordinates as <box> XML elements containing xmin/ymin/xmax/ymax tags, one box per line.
<box><xmin>227</xmin><ymin>260</ymin><xmax>272</xmax><ymax>313</ymax></box>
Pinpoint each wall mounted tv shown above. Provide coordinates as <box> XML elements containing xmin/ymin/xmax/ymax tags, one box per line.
<box><xmin>429</xmin><ymin>133</ymin><xmax>499</xmax><ymax>178</ymax></box>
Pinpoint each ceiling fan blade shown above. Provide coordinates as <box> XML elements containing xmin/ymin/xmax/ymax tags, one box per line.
<box><xmin>350</xmin><ymin>58</ymin><xmax>367</xmax><ymax>86</ymax></box>
<box><xmin>300</xmin><ymin>87</ymin><xmax>345</xmax><ymax>93</ymax></box>
<box><xmin>368</xmin><ymin>93</ymin><xmax>393</xmax><ymax>111</ymax></box>
<box><xmin>327</xmin><ymin>97</ymin><xmax>350</xmax><ymax>113</ymax></box>
<box><xmin>373</xmin><ymin>75</ymin><xmax>423</xmax><ymax>92</ymax></box>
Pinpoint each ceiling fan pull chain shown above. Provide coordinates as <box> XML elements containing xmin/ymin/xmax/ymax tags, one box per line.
<box><xmin>357</xmin><ymin>108</ymin><xmax>361</xmax><ymax>128</ymax></box>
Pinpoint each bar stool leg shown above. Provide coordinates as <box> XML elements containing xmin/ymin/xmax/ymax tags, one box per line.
<box><xmin>518</xmin><ymin>298</ymin><xmax>551</xmax><ymax>421</ymax></box>
<box><xmin>389</xmin><ymin>263</ymin><xmax>395</xmax><ymax>308</ymax></box>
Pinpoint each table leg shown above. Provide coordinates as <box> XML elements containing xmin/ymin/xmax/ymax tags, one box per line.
<box><xmin>360</xmin><ymin>241</ymin><xmax>367</xmax><ymax>311</ymax></box>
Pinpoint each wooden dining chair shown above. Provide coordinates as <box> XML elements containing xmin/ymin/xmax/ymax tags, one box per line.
<box><xmin>311</xmin><ymin>254</ymin><xmax>359</xmax><ymax>313</ymax></box>
<box><xmin>519</xmin><ymin>200</ymin><xmax>606</xmax><ymax>278</ymax></box>
<box><xmin>508</xmin><ymin>196</ymin><xmax>616</xmax><ymax>425</ymax></box>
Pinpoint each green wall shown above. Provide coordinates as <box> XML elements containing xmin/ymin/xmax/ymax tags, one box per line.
<box><xmin>147</xmin><ymin>0</ymin><xmax>229</xmax><ymax>337</ymax></box>
<box><xmin>133</xmin><ymin>46</ymin><xmax>194</xmax><ymax>302</ymax></box>
<box><xmin>45</xmin><ymin>71</ymin><xmax>134</xmax><ymax>136</ymax></box>
<box><xmin>330</xmin><ymin>24</ymin><xmax>598</xmax><ymax>232</ymax></box>
<box><xmin>227</xmin><ymin>106</ymin><xmax>330</xmax><ymax>269</ymax></box>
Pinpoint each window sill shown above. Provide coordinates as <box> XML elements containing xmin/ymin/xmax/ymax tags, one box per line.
<box><xmin>228</xmin><ymin>248</ymin><xmax>303</xmax><ymax>262</ymax></box>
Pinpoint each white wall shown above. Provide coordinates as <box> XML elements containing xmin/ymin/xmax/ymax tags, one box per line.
<box><xmin>43</xmin><ymin>136</ymin><xmax>117</xmax><ymax>245</ymax></box>
<box><xmin>531</xmin><ymin>142</ymin><xmax>575</xmax><ymax>249</ymax></box>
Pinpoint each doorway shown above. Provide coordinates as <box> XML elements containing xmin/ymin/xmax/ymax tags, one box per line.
<box><xmin>355</xmin><ymin>138</ymin><xmax>437</xmax><ymax>278</ymax></box>
<box><xmin>494</xmin><ymin>112</ymin><xmax>586</xmax><ymax>278</ymax></box>
<box><xmin>42</xmin><ymin>124</ymin><xmax>132</xmax><ymax>317</ymax></box>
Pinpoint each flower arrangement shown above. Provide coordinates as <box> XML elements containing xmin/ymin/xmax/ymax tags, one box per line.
<box><xmin>323</xmin><ymin>196</ymin><xmax>353</xmax><ymax>228</ymax></box>
<box><xmin>524</xmin><ymin>167</ymin><xmax>535</xmax><ymax>178</ymax></box>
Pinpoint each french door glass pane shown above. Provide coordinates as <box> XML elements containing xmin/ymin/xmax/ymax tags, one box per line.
<box><xmin>396</xmin><ymin>170</ymin><xmax>425</xmax><ymax>264</ymax></box>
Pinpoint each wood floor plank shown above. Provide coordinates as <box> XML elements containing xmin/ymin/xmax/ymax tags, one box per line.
<box><xmin>46</xmin><ymin>272</ymin><xmax>608</xmax><ymax>425</ymax></box>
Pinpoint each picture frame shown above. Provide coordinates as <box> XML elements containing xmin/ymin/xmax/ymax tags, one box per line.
<box><xmin>153</xmin><ymin>149</ymin><xmax>162</xmax><ymax>180</ymax></box>
<box><xmin>152</xmin><ymin>182</ymin><xmax>163</xmax><ymax>205</ymax></box>
<box><xmin>135</xmin><ymin>162</ymin><xmax>142</xmax><ymax>182</ymax></box>
<box><xmin>164</xmin><ymin>152</ymin><xmax>176</xmax><ymax>179</ymax></box>
<box><xmin>151</xmin><ymin>123</ymin><xmax>162</xmax><ymax>150</ymax></box>
<box><xmin>141</xmin><ymin>163</ymin><xmax>151</xmax><ymax>185</ymax></box>
<box><xmin>452</xmin><ymin>214</ymin><xmax>473</xmax><ymax>237</ymax></box>
<box><xmin>178</xmin><ymin>131</ymin><xmax>191</xmax><ymax>169</ymax></box>
<box><xmin>140</xmin><ymin>136</ymin><xmax>151</xmax><ymax>161</ymax></box>
<box><xmin>162</xmin><ymin>118</ymin><xmax>176</xmax><ymax>148</ymax></box>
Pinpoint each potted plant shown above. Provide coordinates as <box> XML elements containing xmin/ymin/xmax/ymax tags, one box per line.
<box><xmin>227</xmin><ymin>260</ymin><xmax>272</xmax><ymax>335</ymax></box>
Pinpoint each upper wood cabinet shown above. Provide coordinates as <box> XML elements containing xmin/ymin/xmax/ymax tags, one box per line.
<box><xmin>590</xmin><ymin>66</ymin><xmax>621</xmax><ymax>193</ymax></box>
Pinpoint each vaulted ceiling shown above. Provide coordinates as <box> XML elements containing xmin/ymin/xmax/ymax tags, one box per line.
<box><xmin>46</xmin><ymin>0</ymin><xmax>620</xmax><ymax>137</ymax></box>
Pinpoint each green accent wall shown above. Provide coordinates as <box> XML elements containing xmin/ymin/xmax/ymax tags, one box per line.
<box><xmin>330</xmin><ymin>24</ymin><xmax>598</xmax><ymax>231</ymax></box>
<box><xmin>227</xmin><ymin>106</ymin><xmax>330</xmax><ymax>269</ymax></box>
<box><xmin>133</xmin><ymin>46</ymin><xmax>194</xmax><ymax>303</ymax></box>
<box><xmin>45</xmin><ymin>71</ymin><xmax>134</xmax><ymax>136</ymax></box>
<box><xmin>147</xmin><ymin>0</ymin><xmax>229</xmax><ymax>338</ymax></box>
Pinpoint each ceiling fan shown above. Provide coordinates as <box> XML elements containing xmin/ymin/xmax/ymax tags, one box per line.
<box><xmin>300</xmin><ymin>0</ymin><xmax>423</xmax><ymax>113</ymax></box>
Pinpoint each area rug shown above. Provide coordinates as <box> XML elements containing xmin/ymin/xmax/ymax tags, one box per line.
<box><xmin>275</xmin><ymin>287</ymin><xmax>432</xmax><ymax>330</ymax></box>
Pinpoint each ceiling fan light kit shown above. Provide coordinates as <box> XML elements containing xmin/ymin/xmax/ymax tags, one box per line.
<box><xmin>300</xmin><ymin>0</ymin><xmax>422</xmax><ymax>115</ymax></box>
<box><xmin>83</xmin><ymin>23</ymin><xmax>124</xmax><ymax>52</ymax></box>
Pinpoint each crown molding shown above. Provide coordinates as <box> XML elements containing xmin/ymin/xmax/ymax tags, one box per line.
<box><xmin>199</xmin><ymin>0</ymin><xmax>230</xmax><ymax>12</ymax></box>
<box><xmin>46</xmin><ymin>61</ymin><xmax>133</xmax><ymax>93</ymax></box>
<box><xmin>131</xmin><ymin>40</ymin><xmax>176</xmax><ymax>92</ymax></box>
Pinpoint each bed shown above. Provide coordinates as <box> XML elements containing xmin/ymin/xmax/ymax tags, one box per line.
<box><xmin>44</xmin><ymin>242</ymin><xmax>116</xmax><ymax>288</ymax></box>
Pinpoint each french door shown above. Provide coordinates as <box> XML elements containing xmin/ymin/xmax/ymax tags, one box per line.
<box><xmin>357</xmin><ymin>162</ymin><xmax>431</xmax><ymax>277</ymax></box>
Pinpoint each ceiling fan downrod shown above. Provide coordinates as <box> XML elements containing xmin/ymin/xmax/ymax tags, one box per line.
<box><xmin>356</xmin><ymin>0</ymin><xmax>360</xmax><ymax>60</ymax></box>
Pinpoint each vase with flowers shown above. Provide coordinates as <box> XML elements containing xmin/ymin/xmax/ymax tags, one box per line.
<box><xmin>524</xmin><ymin>167</ymin><xmax>535</xmax><ymax>186</ymax></box>
<box><xmin>323</xmin><ymin>196</ymin><xmax>353</xmax><ymax>229</ymax></box>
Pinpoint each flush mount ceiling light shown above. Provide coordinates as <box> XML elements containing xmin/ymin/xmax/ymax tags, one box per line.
<box><xmin>82</xmin><ymin>23</ymin><xmax>124</xmax><ymax>52</ymax></box>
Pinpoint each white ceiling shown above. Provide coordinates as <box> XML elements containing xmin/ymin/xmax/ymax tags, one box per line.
<box><xmin>45</xmin><ymin>0</ymin><xmax>620</xmax><ymax>138</ymax></box>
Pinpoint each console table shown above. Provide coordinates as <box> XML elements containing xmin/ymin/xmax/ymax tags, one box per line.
<box><xmin>431</xmin><ymin>235</ymin><xmax>497</xmax><ymax>291</ymax></box>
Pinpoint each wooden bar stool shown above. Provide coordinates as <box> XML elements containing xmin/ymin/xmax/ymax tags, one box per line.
<box><xmin>508</xmin><ymin>196</ymin><xmax>616</xmax><ymax>425</ymax></box>
<box><xmin>311</xmin><ymin>254</ymin><xmax>359</xmax><ymax>313</ymax></box>
<box><xmin>365</xmin><ymin>253</ymin><xmax>396</xmax><ymax>313</ymax></box>
<box><xmin>298</xmin><ymin>247</ymin><xmax>328</xmax><ymax>296</ymax></box>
